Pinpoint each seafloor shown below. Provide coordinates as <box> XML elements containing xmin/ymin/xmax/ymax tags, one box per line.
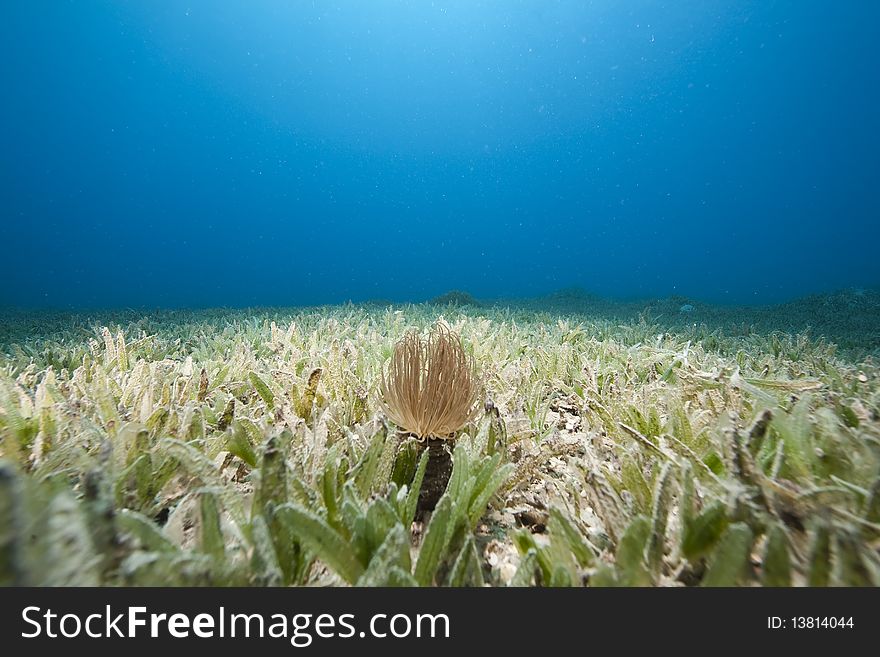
<box><xmin>1</xmin><ymin>288</ymin><xmax>878</xmax><ymax>586</ymax></box>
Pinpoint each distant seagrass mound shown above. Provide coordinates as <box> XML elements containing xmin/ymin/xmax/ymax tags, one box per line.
<box><xmin>427</xmin><ymin>290</ymin><xmax>480</xmax><ymax>307</ymax></box>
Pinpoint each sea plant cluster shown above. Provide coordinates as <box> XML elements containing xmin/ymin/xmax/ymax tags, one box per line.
<box><xmin>0</xmin><ymin>296</ymin><xmax>878</xmax><ymax>586</ymax></box>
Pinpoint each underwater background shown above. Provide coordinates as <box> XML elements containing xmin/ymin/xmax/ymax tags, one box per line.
<box><xmin>2</xmin><ymin>0</ymin><xmax>878</xmax><ymax>310</ymax></box>
<box><xmin>3</xmin><ymin>2</ymin><xmax>880</xmax><ymax>590</ymax></box>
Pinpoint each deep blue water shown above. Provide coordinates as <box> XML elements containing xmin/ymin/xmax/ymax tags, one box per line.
<box><xmin>2</xmin><ymin>1</ymin><xmax>878</xmax><ymax>310</ymax></box>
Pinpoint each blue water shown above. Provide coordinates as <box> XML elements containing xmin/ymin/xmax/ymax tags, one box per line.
<box><xmin>2</xmin><ymin>1</ymin><xmax>878</xmax><ymax>309</ymax></box>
